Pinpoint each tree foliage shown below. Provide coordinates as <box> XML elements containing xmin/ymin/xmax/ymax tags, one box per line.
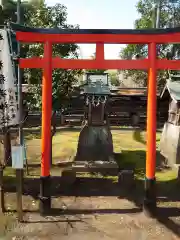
<box><xmin>23</xmin><ymin>1</ymin><xmax>82</xmax><ymax>110</ymax></box>
<box><xmin>120</xmin><ymin>0</ymin><xmax>180</xmax><ymax>89</ymax></box>
<box><xmin>108</xmin><ymin>71</ymin><xmax>119</xmax><ymax>86</ymax></box>
<box><xmin>0</xmin><ymin>0</ymin><xmax>82</xmax><ymax>111</ymax></box>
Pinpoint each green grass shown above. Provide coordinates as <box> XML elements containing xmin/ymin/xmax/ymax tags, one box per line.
<box><xmin>1</xmin><ymin>128</ymin><xmax>178</xmax><ymax>182</ymax></box>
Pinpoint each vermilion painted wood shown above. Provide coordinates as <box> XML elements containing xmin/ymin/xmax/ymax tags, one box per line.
<box><xmin>19</xmin><ymin>57</ymin><xmax>45</xmax><ymax>68</ymax></box>
<box><xmin>41</xmin><ymin>42</ymin><xmax>52</xmax><ymax>177</ymax></box>
<box><xmin>19</xmin><ymin>58</ymin><xmax>149</xmax><ymax>69</ymax></box>
<box><xmin>157</xmin><ymin>59</ymin><xmax>180</xmax><ymax>70</ymax></box>
<box><xmin>52</xmin><ymin>58</ymin><xmax>150</xmax><ymax>70</ymax></box>
<box><xmin>96</xmin><ymin>43</ymin><xmax>104</xmax><ymax>60</ymax></box>
<box><xmin>146</xmin><ymin>42</ymin><xmax>157</xmax><ymax>179</ymax></box>
<box><xmin>19</xmin><ymin>58</ymin><xmax>180</xmax><ymax>70</ymax></box>
<box><xmin>16</xmin><ymin>31</ymin><xmax>180</xmax><ymax>44</ymax></box>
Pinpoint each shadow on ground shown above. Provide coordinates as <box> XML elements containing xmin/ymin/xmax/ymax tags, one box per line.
<box><xmin>1</xmin><ymin>149</ymin><xmax>180</xmax><ymax>237</ymax></box>
<box><xmin>115</xmin><ymin>150</ymin><xmax>167</xmax><ymax>172</ymax></box>
<box><xmin>2</xmin><ymin>175</ymin><xmax>180</xmax><ymax>235</ymax></box>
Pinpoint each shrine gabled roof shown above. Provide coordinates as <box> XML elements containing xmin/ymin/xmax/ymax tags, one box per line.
<box><xmin>160</xmin><ymin>71</ymin><xmax>180</xmax><ymax>102</ymax></box>
<box><xmin>165</xmin><ymin>80</ymin><xmax>180</xmax><ymax>102</ymax></box>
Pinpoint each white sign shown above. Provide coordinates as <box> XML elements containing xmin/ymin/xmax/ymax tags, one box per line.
<box><xmin>0</xmin><ymin>29</ymin><xmax>19</xmax><ymax>129</ymax></box>
<box><xmin>88</xmin><ymin>74</ymin><xmax>108</xmax><ymax>85</ymax></box>
<box><xmin>12</xmin><ymin>145</ymin><xmax>24</xmax><ymax>169</ymax></box>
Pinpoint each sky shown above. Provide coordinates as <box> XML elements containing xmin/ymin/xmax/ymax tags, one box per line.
<box><xmin>45</xmin><ymin>0</ymin><xmax>139</xmax><ymax>59</ymax></box>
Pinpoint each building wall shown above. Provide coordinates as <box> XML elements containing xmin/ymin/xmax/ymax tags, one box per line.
<box><xmin>118</xmin><ymin>72</ymin><xmax>144</xmax><ymax>88</ymax></box>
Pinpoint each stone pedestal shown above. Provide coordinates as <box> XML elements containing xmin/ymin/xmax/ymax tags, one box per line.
<box><xmin>61</xmin><ymin>160</ymin><xmax>119</xmax><ymax>186</ymax></box>
<box><xmin>72</xmin><ymin>160</ymin><xmax>119</xmax><ymax>176</ymax></box>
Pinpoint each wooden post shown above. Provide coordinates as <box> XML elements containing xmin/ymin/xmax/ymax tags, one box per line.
<box><xmin>1</xmin><ymin>128</ymin><xmax>11</xmax><ymax>214</ymax></box>
<box><xmin>16</xmin><ymin>169</ymin><xmax>23</xmax><ymax>222</ymax></box>
<box><xmin>16</xmin><ymin>0</ymin><xmax>24</xmax><ymax>223</ymax></box>
<box><xmin>0</xmin><ymin>168</ymin><xmax>5</xmax><ymax>213</ymax></box>
<box><xmin>12</xmin><ymin>141</ymin><xmax>24</xmax><ymax>222</ymax></box>
<box><xmin>143</xmin><ymin>42</ymin><xmax>157</xmax><ymax>217</ymax></box>
<box><xmin>39</xmin><ymin>41</ymin><xmax>52</xmax><ymax>215</ymax></box>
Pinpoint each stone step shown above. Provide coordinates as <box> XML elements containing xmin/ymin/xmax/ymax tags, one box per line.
<box><xmin>71</xmin><ymin>160</ymin><xmax>119</xmax><ymax>175</ymax></box>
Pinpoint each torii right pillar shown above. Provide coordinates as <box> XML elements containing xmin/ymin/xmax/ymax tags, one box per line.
<box><xmin>143</xmin><ymin>42</ymin><xmax>157</xmax><ymax>217</ymax></box>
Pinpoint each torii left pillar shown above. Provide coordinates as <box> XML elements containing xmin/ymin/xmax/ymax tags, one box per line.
<box><xmin>39</xmin><ymin>41</ymin><xmax>52</xmax><ymax>215</ymax></box>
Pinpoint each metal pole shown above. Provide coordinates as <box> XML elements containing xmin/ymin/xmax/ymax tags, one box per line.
<box><xmin>173</xmin><ymin>5</ymin><xmax>175</xmax><ymax>28</ymax></box>
<box><xmin>17</xmin><ymin>0</ymin><xmax>23</xmax><ymax>130</ymax></box>
<box><xmin>16</xmin><ymin>0</ymin><xmax>23</xmax><ymax>223</ymax></box>
<box><xmin>156</xmin><ymin>0</ymin><xmax>161</xmax><ymax>28</ymax></box>
<box><xmin>152</xmin><ymin>3</ymin><xmax>156</xmax><ymax>28</ymax></box>
<box><xmin>153</xmin><ymin>1</ymin><xmax>161</xmax><ymax>60</ymax></box>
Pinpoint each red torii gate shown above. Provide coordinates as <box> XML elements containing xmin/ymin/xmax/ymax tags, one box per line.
<box><xmin>14</xmin><ymin>24</ymin><xmax>180</xmax><ymax>216</ymax></box>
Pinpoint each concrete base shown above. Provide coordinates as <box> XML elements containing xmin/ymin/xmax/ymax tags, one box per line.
<box><xmin>39</xmin><ymin>176</ymin><xmax>51</xmax><ymax>215</ymax></box>
<box><xmin>72</xmin><ymin>159</ymin><xmax>119</xmax><ymax>176</ymax></box>
<box><xmin>118</xmin><ymin>170</ymin><xmax>135</xmax><ymax>188</ymax></box>
<box><xmin>61</xmin><ymin>169</ymin><xmax>76</xmax><ymax>185</ymax></box>
<box><xmin>143</xmin><ymin>178</ymin><xmax>157</xmax><ymax>218</ymax></box>
<box><xmin>61</xmin><ymin>159</ymin><xmax>119</xmax><ymax>185</ymax></box>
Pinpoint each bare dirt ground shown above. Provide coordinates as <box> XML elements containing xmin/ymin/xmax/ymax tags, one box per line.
<box><xmin>0</xmin><ymin>128</ymin><xmax>180</xmax><ymax>239</ymax></box>
<box><xmin>5</xmin><ymin>199</ymin><xmax>179</xmax><ymax>240</ymax></box>
<box><xmin>1</xmin><ymin>175</ymin><xmax>180</xmax><ymax>240</ymax></box>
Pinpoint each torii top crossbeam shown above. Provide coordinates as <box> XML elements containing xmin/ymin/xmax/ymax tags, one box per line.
<box><xmin>11</xmin><ymin>23</ymin><xmax>180</xmax><ymax>70</ymax></box>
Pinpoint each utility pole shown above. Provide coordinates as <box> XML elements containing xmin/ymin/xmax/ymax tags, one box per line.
<box><xmin>16</xmin><ymin>0</ymin><xmax>23</xmax><ymax>223</ymax></box>
<box><xmin>152</xmin><ymin>0</ymin><xmax>161</xmax><ymax>29</ymax></box>
<box><xmin>156</xmin><ymin>0</ymin><xmax>161</xmax><ymax>28</ymax></box>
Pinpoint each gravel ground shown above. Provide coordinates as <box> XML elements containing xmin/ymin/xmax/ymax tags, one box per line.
<box><xmin>1</xmin><ymin>195</ymin><xmax>180</xmax><ymax>240</ymax></box>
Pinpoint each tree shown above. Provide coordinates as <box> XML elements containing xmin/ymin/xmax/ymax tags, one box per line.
<box><xmin>26</xmin><ymin>2</ymin><xmax>82</xmax><ymax>111</ymax></box>
<box><xmin>0</xmin><ymin>0</ymin><xmax>34</xmax><ymax>25</ymax></box>
<box><xmin>120</xmin><ymin>0</ymin><xmax>180</xmax><ymax>89</ymax></box>
<box><xmin>22</xmin><ymin>1</ymin><xmax>82</xmax><ymax>111</ymax></box>
<box><xmin>1</xmin><ymin>1</ymin><xmax>82</xmax><ymax>111</ymax></box>
<box><xmin>108</xmin><ymin>70</ymin><xmax>119</xmax><ymax>86</ymax></box>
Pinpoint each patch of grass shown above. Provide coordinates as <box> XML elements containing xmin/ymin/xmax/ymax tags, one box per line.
<box><xmin>1</xmin><ymin>129</ymin><xmax>177</xmax><ymax>185</ymax></box>
<box><xmin>4</xmin><ymin>167</ymin><xmax>15</xmax><ymax>177</ymax></box>
<box><xmin>156</xmin><ymin>169</ymin><xmax>177</xmax><ymax>182</ymax></box>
